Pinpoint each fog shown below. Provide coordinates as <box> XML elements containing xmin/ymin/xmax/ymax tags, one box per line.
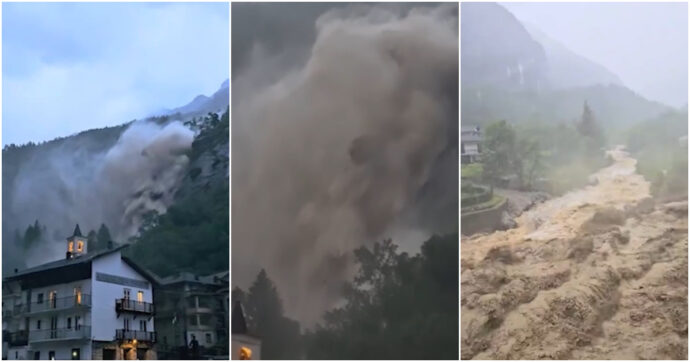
<box><xmin>502</xmin><ymin>2</ymin><xmax>688</xmax><ymax>108</ymax></box>
<box><xmin>232</xmin><ymin>3</ymin><xmax>458</xmax><ymax>324</ymax></box>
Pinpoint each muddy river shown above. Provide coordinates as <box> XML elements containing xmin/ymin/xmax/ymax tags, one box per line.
<box><xmin>461</xmin><ymin>146</ymin><xmax>688</xmax><ymax>359</ymax></box>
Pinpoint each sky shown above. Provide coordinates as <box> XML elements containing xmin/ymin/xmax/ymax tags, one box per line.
<box><xmin>503</xmin><ymin>2</ymin><xmax>688</xmax><ymax>108</ymax></box>
<box><xmin>2</xmin><ymin>2</ymin><xmax>229</xmax><ymax>146</ymax></box>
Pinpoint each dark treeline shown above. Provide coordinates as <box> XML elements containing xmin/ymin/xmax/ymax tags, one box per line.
<box><xmin>233</xmin><ymin>234</ymin><xmax>459</xmax><ymax>359</ymax></box>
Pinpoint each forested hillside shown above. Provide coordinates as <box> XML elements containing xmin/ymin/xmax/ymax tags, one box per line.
<box><xmin>3</xmin><ymin>81</ymin><xmax>229</xmax><ymax>277</ymax></box>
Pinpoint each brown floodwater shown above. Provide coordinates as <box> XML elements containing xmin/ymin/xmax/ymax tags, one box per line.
<box><xmin>461</xmin><ymin>146</ymin><xmax>688</xmax><ymax>359</ymax></box>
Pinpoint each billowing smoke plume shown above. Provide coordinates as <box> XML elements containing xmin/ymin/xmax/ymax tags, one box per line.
<box><xmin>233</xmin><ymin>4</ymin><xmax>458</xmax><ymax>324</ymax></box>
<box><xmin>7</xmin><ymin>120</ymin><xmax>194</xmax><ymax>267</ymax></box>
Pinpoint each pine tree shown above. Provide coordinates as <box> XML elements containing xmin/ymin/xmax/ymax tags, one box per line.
<box><xmin>96</xmin><ymin>224</ymin><xmax>112</xmax><ymax>251</ymax></box>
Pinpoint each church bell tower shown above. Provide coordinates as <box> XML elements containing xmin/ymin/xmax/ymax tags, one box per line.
<box><xmin>66</xmin><ymin>224</ymin><xmax>87</xmax><ymax>259</ymax></box>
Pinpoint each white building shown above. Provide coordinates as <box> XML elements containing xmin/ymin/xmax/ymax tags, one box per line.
<box><xmin>2</xmin><ymin>225</ymin><xmax>157</xmax><ymax>360</ymax></box>
<box><xmin>231</xmin><ymin>301</ymin><xmax>260</xmax><ymax>360</ymax></box>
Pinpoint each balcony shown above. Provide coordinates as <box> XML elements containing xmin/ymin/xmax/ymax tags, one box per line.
<box><xmin>29</xmin><ymin>326</ymin><xmax>91</xmax><ymax>343</ymax></box>
<box><xmin>27</xmin><ymin>295</ymin><xmax>91</xmax><ymax>314</ymax></box>
<box><xmin>7</xmin><ymin>330</ymin><xmax>29</xmax><ymax>346</ymax></box>
<box><xmin>116</xmin><ymin>299</ymin><xmax>154</xmax><ymax>315</ymax></box>
<box><xmin>3</xmin><ymin>304</ymin><xmax>28</xmax><ymax>317</ymax></box>
<box><xmin>116</xmin><ymin>329</ymin><xmax>156</xmax><ymax>343</ymax></box>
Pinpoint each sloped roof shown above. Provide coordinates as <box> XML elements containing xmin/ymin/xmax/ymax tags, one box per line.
<box><xmin>231</xmin><ymin>301</ymin><xmax>248</xmax><ymax>334</ymax></box>
<box><xmin>72</xmin><ymin>224</ymin><xmax>83</xmax><ymax>237</ymax></box>
<box><xmin>5</xmin><ymin>244</ymin><xmax>127</xmax><ymax>281</ymax></box>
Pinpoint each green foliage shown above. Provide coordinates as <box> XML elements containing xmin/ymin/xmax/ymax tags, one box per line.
<box><xmin>234</xmin><ymin>270</ymin><xmax>303</xmax><ymax>359</ymax></box>
<box><xmin>461</xmin><ymin>163</ymin><xmax>483</xmax><ymax>182</ymax></box>
<box><xmin>125</xmin><ymin>180</ymin><xmax>228</xmax><ymax>277</ymax></box>
<box><xmin>305</xmin><ymin>234</ymin><xmax>459</xmax><ymax>359</ymax></box>
<box><xmin>482</xmin><ymin>120</ymin><xmax>519</xmax><ymax>184</ymax></box>
<box><xmin>628</xmin><ymin>109</ymin><xmax>688</xmax><ymax>197</ymax></box>
<box><xmin>576</xmin><ymin>101</ymin><xmax>605</xmax><ymax>147</ymax></box>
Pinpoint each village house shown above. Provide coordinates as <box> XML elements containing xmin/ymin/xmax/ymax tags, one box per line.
<box><xmin>154</xmin><ymin>271</ymin><xmax>229</xmax><ymax>359</ymax></box>
<box><xmin>231</xmin><ymin>301</ymin><xmax>261</xmax><ymax>360</ymax></box>
<box><xmin>2</xmin><ymin>225</ymin><xmax>157</xmax><ymax>360</ymax></box>
<box><xmin>461</xmin><ymin>126</ymin><xmax>482</xmax><ymax>163</ymax></box>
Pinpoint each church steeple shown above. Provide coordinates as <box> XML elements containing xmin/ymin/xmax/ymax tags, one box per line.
<box><xmin>73</xmin><ymin>224</ymin><xmax>82</xmax><ymax>237</ymax></box>
<box><xmin>67</xmin><ymin>224</ymin><xmax>87</xmax><ymax>259</ymax></box>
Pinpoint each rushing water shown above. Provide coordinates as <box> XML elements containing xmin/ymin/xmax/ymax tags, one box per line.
<box><xmin>461</xmin><ymin>146</ymin><xmax>688</xmax><ymax>359</ymax></box>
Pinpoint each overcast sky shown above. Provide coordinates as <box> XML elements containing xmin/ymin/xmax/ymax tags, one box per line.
<box><xmin>503</xmin><ymin>2</ymin><xmax>688</xmax><ymax>108</ymax></box>
<box><xmin>3</xmin><ymin>2</ymin><xmax>229</xmax><ymax>146</ymax></box>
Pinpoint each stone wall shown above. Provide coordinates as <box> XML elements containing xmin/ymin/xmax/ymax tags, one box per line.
<box><xmin>461</xmin><ymin>197</ymin><xmax>508</xmax><ymax>236</ymax></box>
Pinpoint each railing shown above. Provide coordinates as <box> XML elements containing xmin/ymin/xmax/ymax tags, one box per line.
<box><xmin>7</xmin><ymin>330</ymin><xmax>29</xmax><ymax>346</ymax></box>
<box><xmin>116</xmin><ymin>299</ymin><xmax>155</xmax><ymax>314</ymax></box>
<box><xmin>28</xmin><ymin>295</ymin><xmax>91</xmax><ymax>314</ymax></box>
<box><xmin>116</xmin><ymin>329</ymin><xmax>156</xmax><ymax>343</ymax></box>
<box><xmin>3</xmin><ymin>304</ymin><xmax>28</xmax><ymax>317</ymax></box>
<box><xmin>29</xmin><ymin>326</ymin><xmax>91</xmax><ymax>342</ymax></box>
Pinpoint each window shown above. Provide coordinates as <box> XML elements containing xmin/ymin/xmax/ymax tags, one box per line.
<box><xmin>124</xmin><ymin>288</ymin><xmax>131</xmax><ymax>300</ymax></box>
<box><xmin>34</xmin><ymin>351</ymin><xmax>40</xmax><ymax>360</ymax></box>
<box><xmin>71</xmin><ymin>348</ymin><xmax>80</xmax><ymax>360</ymax></box>
<box><xmin>67</xmin><ymin>317</ymin><xmax>72</xmax><ymax>329</ymax></box>
<box><xmin>37</xmin><ymin>293</ymin><xmax>44</xmax><ymax>304</ymax></box>
<box><xmin>49</xmin><ymin>291</ymin><xmax>57</xmax><ymax>308</ymax></box>
<box><xmin>74</xmin><ymin>287</ymin><xmax>82</xmax><ymax>305</ymax></box>
<box><xmin>77</xmin><ymin>241</ymin><xmax>84</xmax><ymax>252</ymax></box>
<box><xmin>49</xmin><ymin>351</ymin><xmax>55</xmax><ymax>360</ymax></box>
<box><xmin>205</xmin><ymin>333</ymin><xmax>212</xmax><ymax>344</ymax></box>
<box><xmin>239</xmin><ymin>347</ymin><xmax>252</xmax><ymax>360</ymax></box>
<box><xmin>75</xmin><ymin>316</ymin><xmax>81</xmax><ymax>330</ymax></box>
<box><xmin>68</xmin><ymin>241</ymin><xmax>74</xmax><ymax>252</ymax></box>
<box><xmin>139</xmin><ymin>320</ymin><xmax>147</xmax><ymax>332</ymax></box>
<box><xmin>137</xmin><ymin>291</ymin><xmax>144</xmax><ymax>303</ymax></box>
<box><xmin>124</xmin><ymin>318</ymin><xmax>130</xmax><ymax>330</ymax></box>
<box><xmin>15</xmin><ymin>351</ymin><xmax>18</xmax><ymax>359</ymax></box>
<box><xmin>36</xmin><ymin>319</ymin><xmax>41</xmax><ymax>330</ymax></box>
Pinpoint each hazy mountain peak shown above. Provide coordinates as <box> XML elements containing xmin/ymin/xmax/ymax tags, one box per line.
<box><xmin>523</xmin><ymin>22</ymin><xmax>623</xmax><ymax>89</ymax></box>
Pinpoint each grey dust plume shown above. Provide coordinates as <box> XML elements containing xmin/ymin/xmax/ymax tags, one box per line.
<box><xmin>232</xmin><ymin>4</ymin><xmax>458</xmax><ymax>324</ymax></box>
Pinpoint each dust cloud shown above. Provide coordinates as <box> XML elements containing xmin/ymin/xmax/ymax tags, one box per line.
<box><xmin>232</xmin><ymin>4</ymin><xmax>458</xmax><ymax>324</ymax></box>
<box><xmin>9</xmin><ymin>120</ymin><xmax>194</xmax><ymax>267</ymax></box>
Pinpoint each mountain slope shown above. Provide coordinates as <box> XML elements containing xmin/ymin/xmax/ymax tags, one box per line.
<box><xmin>524</xmin><ymin>23</ymin><xmax>623</xmax><ymax>89</ymax></box>
<box><xmin>2</xmin><ymin>82</ymin><xmax>229</xmax><ymax>275</ymax></box>
<box><xmin>461</xmin><ymin>2</ymin><xmax>548</xmax><ymax>90</ymax></box>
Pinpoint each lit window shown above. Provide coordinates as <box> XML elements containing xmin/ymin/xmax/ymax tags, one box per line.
<box><xmin>137</xmin><ymin>291</ymin><xmax>143</xmax><ymax>303</ymax></box>
<box><xmin>239</xmin><ymin>347</ymin><xmax>252</xmax><ymax>360</ymax></box>
<box><xmin>74</xmin><ymin>288</ymin><xmax>82</xmax><ymax>305</ymax></box>
<box><xmin>77</xmin><ymin>241</ymin><xmax>84</xmax><ymax>252</ymax></box>
<box><xmin>68</xmin><ymin>242</ymin><xmax>74</xmax><ymax>252</ymax></box>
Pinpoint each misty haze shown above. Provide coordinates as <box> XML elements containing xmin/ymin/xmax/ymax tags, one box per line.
<box><xmin>232</xmin><ymin>2</ymin><xmax>459</xmax><ymax>359</ymax></box>
<box><xmin>461</xmin><ymin>2</ymin><xmax>688</xmax><ymax>360</ymax></box>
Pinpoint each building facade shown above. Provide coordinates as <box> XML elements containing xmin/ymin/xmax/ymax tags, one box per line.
<box><xmin>231</xmin><ymin>301</ymin><xmax>260</xmax><ymax>360</ymax></box>
<box><xmin>2</xmin><ymin>225</ymin><xmax>157</xmax><ymax>360</ymax></box>
<box><xmin>461</xmin><ymin>126</ymin><xmax>482</xmax><ymax>163</ymax></box>
<box><xmin>154</xmin><ymin>272</ymin><xmax>229</xmax><ymax>359</ymax></box>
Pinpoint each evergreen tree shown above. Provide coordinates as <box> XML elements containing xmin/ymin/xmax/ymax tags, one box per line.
<box><xmin>243</xmin><ymin>270</ymin><xmax>302</xmax><ymax>359</ymax></box>
<box><xmin>577</xmin><ymin>101</ymin><xmax>605</xmax><ymax>147</ymax></box>
<box><xmin>96</xmin><ymin>223</ymin><xmax>112</xmax><ymax>250</ymax></box>
<box><xmin>87</xmin><ymin>230</ymin><xmax>97</xmax><ymax>252</ymax></box>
